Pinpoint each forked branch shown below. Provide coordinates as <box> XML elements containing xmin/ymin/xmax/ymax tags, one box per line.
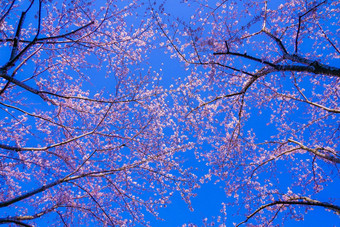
<box><xmin>214</xmin><ymin>35</ymin><xmax>340</xmax><ymax>77</ymax></box>
<box><xmin>295</xmin><ymin>0</ymin><xmax>326</xmax><ymax>53</ymax></box>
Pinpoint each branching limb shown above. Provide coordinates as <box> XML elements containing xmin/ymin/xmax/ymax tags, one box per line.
<box><xmin>236</xmin><ymin>197</ymin><xmax>340</xmax><ymax>227</ymax></box>
<box><xmin>215</xmin><ymin>38</ymin><xmax>340</xmax><ymax>77</ymax></box>
<box><xmin>0</xmin><ymin>101</ymin><xmax>73</xmax><ymax>129</ymax></box>
<box><xmin>68</xmin><ymin>182</ymin><xmax>115</xmax><ymax>226</ymax></box>
<box><xmin>2</xmin><ymin>205</ymin><xmax>58</xmax><ymax>221</ymax></box>
<box><xmin>0</xmin><ymin>150</ymin><xmax>158</xmax><ymax>208</ymax></box>
<box><xmin>35</xmin><ymin>21</ymin><xmax>95</xmax><ymax>43</ymax></box>
<box><xmin>295</xmin><ymin>0</ymin><xmax>326</xmax><ymax>53</ymax></box>
<box><xmin>214</xmin><ymin>50</ymin><xmax>278</xmax><ymax>68</ymax></box>
<box><xmin>293</xmin><ymin>77</ymin><xmax>340</xmax><ymax>113</ymax></box>
<box><xmin>0</xmin><ymin>179</ymin><xmax>65</xmax><ymax>208</ymax></box>
<box><xmin>0</xmin><ymin>0</ymin><xmax>36</xmax><ymax>95</ymax></box>
<box><xmin>0</xmin><ymin>114</ymin><xmax>156</xmax><ymax>208</ymax></box>
<box><xmin>0</xmin><ymin>102</ymin><xmax>112</xmax><ymax>152</ymax></box>
<box><xmin>249</xmin><ymin>147</ymin><xmax>299</xmax><ymax>179</ymax></box>
<box><xmin>0</xmin><ymin>218</ymin><xmax>32</xmax><ymax>227</ymax></box>
<box><xmin>0</xmin><ymin>70</ymin><xmax>55</xmax><ymax>103</ymax></box>
<box><xmin>214</xmin><ymin>1</ymin><xmax>340</xmax><ymax>78</ymax></box>
<box><xmin>288</xmin><ymin>139</ymin><xmax>340</xmax><ymax>164</ymax></box>
<box><xmin>9</xmin><ymin>0</ymin><xmax>35</xmax><ymax>61</ymax></box>
<box><xmin>186</xmin><ymin>69</ymin><xmax>259</xmax><ymax>116</ymax></box>
<box><xmin>259</xmin><ymin>76</ymin><xmax>340</xmax><ymax>113</ymax></box>
<box><xmin>0</xmin><ymin>9</ymin><xmax>94</xmax><ymax>96</ymax></box>
<box><xmin>0</xmin><ymin>130</ymin><xmax>94</xmax><ymax>152</ymax></box>
<box><xmin>106</xmin><ymin>177</ymin><xmax>141</xmax><ymax>223</ymax></box>
<box><xmin>56</xmin><ymin>211</ymin><xmax>68</xmax><ymax>227</ymax></box>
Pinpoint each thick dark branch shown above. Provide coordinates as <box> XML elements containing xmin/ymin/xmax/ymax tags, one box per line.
<box><xmin>0</xmin><ymin>179</ymin><xmax>64</xmax><ymax>208</ymax></box>
<box><xmin>9</xmin><ymin>0</ymin><xmax>35</xmax><ymax>61</ymax></box>
<box><xmin>1</xmin><ymin>19</ymin><xmax>94</xmax><ymax>89</ymax></box>
<box><xmin>0</xmin><ymin>1</ymin><xmax>35</xmax><ymax>96</ymax></box>
<box><xmin>214</xmin><ymin>45</ymin><xmax>340</xmax><ymax>77</ymax></box>
<box><xmin>277</xmin><ymin>63</ymin><xmax>340</xmax><ymax>77</ymax></box>
<box><xmin>0</xmin><ymin>20</ymin><xmax>94</xmax><ymax>96</ymax></box>
<box><xmin>264</xmin><ymin>30</ymin><xmax>340</xmax><ymax>76</ymax></box>
<box><xmin>215</xmin><ymin>4</ymin><xmax>340</xmax><ymax>78</ymax></box>
<box><xmin>0</xmin><ymin>1</ymin><xmax>42</xmax><ymax>96</ymax></box>
<box><xmin>0</xmin><ymin>72</ymin><xmax>55</xmax><ymax>103</ymax></box>
<box><xmin>214</xmin><ymin>50</ymin><xmax>278</xmax><ymax>68</ymax></box>
<box><xmin>236</xmin><ymin>198</ymin><xmax>340</xmax><ymax>227</ymax></box>
<box><xmin>0</xmin><ymin>143</ymin><xmax>22</xmax><ymax>151</ymax></box>
<box><xmin>0</xmin><ymin>219</ymin><xmax>31</xmax><ymax>227</ymax></box>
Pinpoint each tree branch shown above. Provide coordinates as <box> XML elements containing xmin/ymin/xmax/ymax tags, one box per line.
<box><xmin>214</xmin><ymin>42</ymin><xmax>340</xmax><ymax>77</ymax></box>
<box><xmin>295</xmin><ymin>0</ymin><xmax>326</xmax><ymax>53</ymax></box>
<box><xmin>9</xmin><ymin>0</ymin><xmax>35</xmax><ymax>61</ymax></box>
<box><xmin>0</xmin><ymin>72</ymin><xmax>56</xmax><ymax>103</ymax></box>
<box><xmin>69</xmin><ymin>182</ymin><xmax>115</xmax><ymax>226</ymax></box>
<box><xmin>0</xmin><ymin>219</ymin><xmax>32</xmax><ymax>227</ymax></box>
<box><xmin>236</xmin><ymin>197</ymin><xmax>340</xmax><ymax>227</ymax></box>
<box><xmin>288</xmin><ymin>139</ymin><xmax>340</xmax><ymax>164</ymax></box>
<box><xmin>0</xmin><ymin>179</ymin><xmax>64</xmax><ymax>208</ymax></box>
<box><xmin>0</xmin><ymin>130</ymin><xmax>95</xmax><ymax>152</ymax></box>
<box><xmin>2</xmin><ymin>205</ymin><xmax>58</xmax><ymax>221</ymax></box>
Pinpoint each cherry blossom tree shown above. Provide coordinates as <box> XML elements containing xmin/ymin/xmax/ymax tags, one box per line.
<box><xmin>152</xmin><ymin>0</ymin><xmax>340</xmax><ymax>225</ymax></box>
<box><xmin>1</xmin><ymin>0</ymin><xmax>340</xmax><ymax>226</ymax></box>
<box><xmin>0</xmin><ymin>1</ymin><xmax>198</xmax><ymax>226</ymax></box>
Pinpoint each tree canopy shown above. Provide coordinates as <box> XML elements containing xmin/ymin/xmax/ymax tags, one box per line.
<box><xmin>0</xmin><ymin>0</ymin><xmax>339</xmax><ymax>226</ymax></box>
